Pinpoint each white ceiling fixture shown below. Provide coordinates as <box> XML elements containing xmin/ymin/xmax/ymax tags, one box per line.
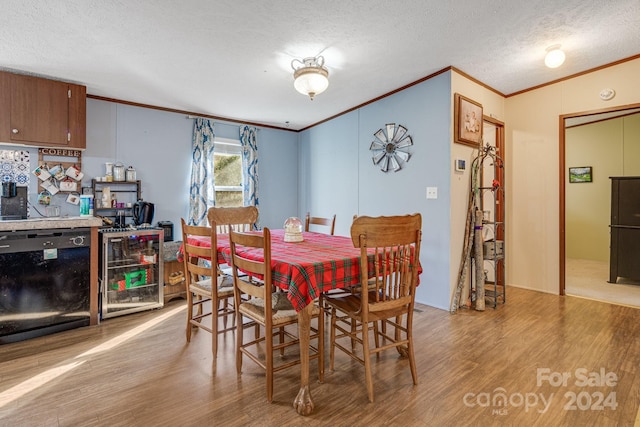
<box><xmin>544</xmin><ymin>45</ymin><xmax>566</xmax><ymax>68</ymax></box>
<box><xmin>291</xmin><ymin>56</ymin><xmax>329</xmax><ymax>100</ymax></box>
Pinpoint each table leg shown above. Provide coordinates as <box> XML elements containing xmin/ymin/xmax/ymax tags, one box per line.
<box><xmin>293</xmin><ymin>303</ymin><xmax>314</xmax><ymax>415</ymax></box>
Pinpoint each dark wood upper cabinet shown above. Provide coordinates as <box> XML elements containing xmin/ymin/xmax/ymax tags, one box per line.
<box><xmin>0</xmin><ymin>71</ymin><xmax>86</xmax><ymax>149</ymax></box>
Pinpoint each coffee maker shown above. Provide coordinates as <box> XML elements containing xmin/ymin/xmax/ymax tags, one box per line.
<box><xmin>132</xmin><ymin>200</ymin><xmax>154</xmax><ymax>226</ymax></box>
<box><xmin>1</xmin><ymin>182</ymin><xmax>28</xmax><ymax>219</ymax></box>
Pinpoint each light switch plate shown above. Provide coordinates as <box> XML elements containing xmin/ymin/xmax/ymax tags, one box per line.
<box><xmin>426</xmin><ymin>187</ymin><xmax>438</xmax><ymax>199</ymax></box>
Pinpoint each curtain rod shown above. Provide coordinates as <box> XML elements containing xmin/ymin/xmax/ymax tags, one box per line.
<box><xmin>186</xmin><ymin>115</ymin><xmax>261</xmax><ymax>130</ymax></box>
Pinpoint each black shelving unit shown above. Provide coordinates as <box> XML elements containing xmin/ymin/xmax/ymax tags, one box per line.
<box><xmin>91</xmin><ymin>179</ymin><xmax>141</xmax><ymax>226</ymax></box>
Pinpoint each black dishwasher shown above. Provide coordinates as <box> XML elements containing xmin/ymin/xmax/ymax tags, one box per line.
<box><xmin>0</xmin><ymin>228</ymin><xmax>91</xmax><ymax>344</ymax></box>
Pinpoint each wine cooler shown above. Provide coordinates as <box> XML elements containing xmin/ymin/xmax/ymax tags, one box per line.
<box><xmin>98</xmin><ymin>228</ymin><xmax>164</xmax><ymax>319</ymax></box>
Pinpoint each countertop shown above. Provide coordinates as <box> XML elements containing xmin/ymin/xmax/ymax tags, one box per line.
<box><xmin>0</xmin><ymin>216</ymin><xmax>103</xmax><ymax>231</ymax></box>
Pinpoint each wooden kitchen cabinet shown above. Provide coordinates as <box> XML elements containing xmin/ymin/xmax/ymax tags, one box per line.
<box><xmin>0</xmin><ymin>70</ymin><xmax>86</xmax><ymax>149</ymax></box>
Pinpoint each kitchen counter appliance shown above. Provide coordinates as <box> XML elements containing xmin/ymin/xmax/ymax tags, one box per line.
<box><xmin>0</xmin><ymin>228</ymin><xmax>91</xmax><ymax>344</ymax></box>
<box><xmin>132</xmin><ymin>200</ymin><xmax>154</xmax><ymax>225</ymax></box>
<box><xmin>1</xmin><ymin>184</ymin><xmax>27</xmax><ymax>220</ymax></box>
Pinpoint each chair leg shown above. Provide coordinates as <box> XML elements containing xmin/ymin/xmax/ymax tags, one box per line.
<box><xmin>408</xmin><ymin>334</ymin><xmax>418</xmax><ymax>385</ymax></box>
<box><xmin>351</xmin><ymin>319</ymin><xmax>357</xmax><ymax>351</ymax></box>
<box><xmin>196</xmin><ymin>294</ymin><xmax>203</xmax><ymax>318</ymax></box>
<box><xmin>266</xmin><ymin>325</ymin><xmax>274</xmax><ymax>402</ymax></box>
<box><xmin>362</xmin><ymin>320</ymin><xmax>374</xmax><ymax>403</ymax></box>
<box><xmin>231</xmin><ymin>301</ymin><xmax>236</xmax><ymax>330</ymax></box>
<box><xmin>373</xmin><ymin>320</ymin><xmax>380</xmax><ymax>360</ymax></box>
<box><xmin>186</xmin><ymin>291</ymin><xmax>193</xmax><ymax>342</ymax></box>
<box><xmin>279</xmin><ymin>327</ymin><xmax>285</xmax><ymax>356</ymax></box>
<box><xmin>406</xmin><ymin>315</ymin><xmax>418</xmax><ymax>385</ymax></box>
<box><xmin>329</xmin><ymin>307</ymin><xmax>337</xmax><ymax>371</ymax></box>
<box><xmin>219</xmin><ymin>297</ymin><xmax>227</xmax><ymax>330</ymax></box>
<box><xmin>395</xmin><ymin>314</ymin><xmax>409</xmax><ymax>357</ymax></box>
<box><xmin>317</xmin><ymin>300</ymin><xmax>324</xmax><ymax>382</ymax></box>
<box><xmin>211</xmin><ymin>297</ymin><xmax>218</xmax><ymax>358</ymax></box>
<box><xmin>236</xmin><ymin>312</ymin><xmax>244</xmax><ymax>374</ymax></box>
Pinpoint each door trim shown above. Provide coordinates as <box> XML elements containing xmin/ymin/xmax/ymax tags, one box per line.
<box><xmin>483</xmin><ymin>115</ymin><xmax>505</xmax><ymax>287</ymax></box>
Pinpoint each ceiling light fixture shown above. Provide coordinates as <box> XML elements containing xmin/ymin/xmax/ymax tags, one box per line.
<box><xmin>544</xmin><ymin>45</ymin><xmax>565</xmax><ymax>68</ymax></box>
<box><xmin>291</xmin><ymin>56</ymin><xmax>329</xmax><ymax>100</ymax></box>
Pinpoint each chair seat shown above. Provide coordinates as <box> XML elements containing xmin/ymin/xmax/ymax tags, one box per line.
<box><xmin>325</xmin><ymin>292</ymin><xmax>410</xmax><ymax>322</ymax></box>
<box><xmin>190</xmin><ymin>275</ymin><xmax>235</xmax><ymax>298</ymax></box>
<box><xmin>239</xmin><ymin>292</ymin><xmax>320</xmax><ymax>326</ymax></box>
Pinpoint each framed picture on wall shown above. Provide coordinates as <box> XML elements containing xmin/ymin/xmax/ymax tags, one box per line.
<box><xmin>454</xmin><ymin>93</ymin><xmax>483</xmax><ymax>147</ymax></box>
<box><xmin>569</xmin><ymin>166</ymin><xmax>593</xmax><ymax>183</ymax></box>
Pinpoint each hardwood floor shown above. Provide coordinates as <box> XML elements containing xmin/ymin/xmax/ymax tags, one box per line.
<box><xmin>1</xmin><ymin>287</ymin><xmax>639</xmax><ymax>426</ymax></box>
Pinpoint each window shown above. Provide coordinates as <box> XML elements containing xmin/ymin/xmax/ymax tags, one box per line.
<box><xmin>214</xmin><ymin>138</ymin><xmax>243</xmax><ymax>207</ymax></box>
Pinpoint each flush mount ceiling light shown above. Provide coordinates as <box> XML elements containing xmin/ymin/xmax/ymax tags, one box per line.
<box><xmin>544</xmin><ymin>45</ymin><xmax>565</xmax><ymax>68</ymax></box>
<box><xmin>291</xmin><ymin>56</ymin><xmax>329</xmax><ymax>100</ymax></box>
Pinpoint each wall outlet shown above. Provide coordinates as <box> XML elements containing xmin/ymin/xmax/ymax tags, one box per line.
<box><xmin>426</xmin><ymin>187</ymin><xmax>438</xmax><ymax>199</ymax></box>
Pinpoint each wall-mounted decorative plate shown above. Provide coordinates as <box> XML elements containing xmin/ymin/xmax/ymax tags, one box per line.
<box><xmin>369</xmin><ymin>123</ymin><xmax>412</xmax><ymax>172</ymax></box>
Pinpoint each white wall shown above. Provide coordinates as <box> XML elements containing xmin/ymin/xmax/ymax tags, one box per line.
<box><xmin>565</xmin><ymin>113</ymin><xmax>640</xmax><ymax>262</ymax></box>
<box><xmin>506</xmin><ymin>57</ymin><xmax>640</xmax><ymax>294</ymax></box>
<box><xmin>450</xmin><ymin>73</ymin><xmax>506</xmax><ymax>307</ymax></box>
<box><xmin>566</xmin><ymin>119</ymin><xmax>622</xmax><ymax>262</ymax></box>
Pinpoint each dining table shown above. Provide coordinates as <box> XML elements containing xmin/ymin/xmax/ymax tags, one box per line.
<box><xmin>187</xmin><ymin>228</ymin><xmax>367</xmax><ymax>415</ymax></box>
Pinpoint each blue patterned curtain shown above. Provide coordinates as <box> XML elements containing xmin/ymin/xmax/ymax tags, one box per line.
<box><xmin>240</xmin><ymin>125</ymin><xmax>259</xmax><ymax>212</ymax></box>
<box><xmin>188</xmin><ymin>118</ymin><xmax>215</xmax><ymax>225</ymax></box>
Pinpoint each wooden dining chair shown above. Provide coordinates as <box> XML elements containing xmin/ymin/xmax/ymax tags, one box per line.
<box><xmin>207</xmin><ymin>206</ymin><xmax>259</xmax><ymax>277</ymax></box>
<box><xmin>228</xmin><ymin>227</ymin><xmax>324</xmax><ymax>403</ymax></box>
<box><xmin>305</xmin><ymin>212</ymin><xmax>336</xmax><ymax>235</ymax></box>
<box><xmin>207</xmin><ymin>206</ymin><xmax>258</xmax><ymax>233</ymax></box>
<box><xmin>180</xmin><ymin>218</ymin><xmax>235</xmax><ymax>358</ymax></box>
<box><xmin>325</xmin><ymin>213</ymin><xmax>422</xmax><ymax>402</ymax></box>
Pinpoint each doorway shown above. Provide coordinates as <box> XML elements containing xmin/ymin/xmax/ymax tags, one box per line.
<box><xmin>560</xmin><ymin>103</ymin><xmax>640</xmax><ymax>307</ymax></box>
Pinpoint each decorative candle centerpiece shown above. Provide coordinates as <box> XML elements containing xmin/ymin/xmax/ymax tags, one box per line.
<box><xmin>284</xmin><ymin>217</ymin><xmax>303</xmax><ymax>242</ymax></box>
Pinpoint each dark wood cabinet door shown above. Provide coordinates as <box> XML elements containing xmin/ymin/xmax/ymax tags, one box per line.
<box><xmin>10</xmin><ymin>73</ymin><xmax>70</xmax><ymax>146</ymax></box>
<box><xmin>68</xmin><ymin>83</ymin><xmax>86</xmax><ymax>149</ymax></box>
<box><xmin>609</xmin><ymin>176</ymin><xmax>640</xmax><ymax>283</ymax></box>
<box><xmin>0</xmin><ymin>72</ymin><xmax>10</xmax><ymax>142</ymax></box>
<box><xmin>1</xmin><ymin>71</ymin><xmax>85</xmax><ymax>148</ymax></box>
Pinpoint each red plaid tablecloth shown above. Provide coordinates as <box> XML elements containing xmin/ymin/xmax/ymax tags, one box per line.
<box><xmin>187</xmin><ymin>229</ymin><xmax>421</xmax><ymax>312</ymax></box>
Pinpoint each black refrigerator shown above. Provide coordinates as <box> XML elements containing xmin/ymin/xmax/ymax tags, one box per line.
<box><xmin>609</xmin><ymin>176</ymin><xmax>640</xmax><ymax>284</ymax></box>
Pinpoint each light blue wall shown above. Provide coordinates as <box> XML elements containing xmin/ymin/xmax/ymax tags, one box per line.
<box><xmin>84</xmin><ymin>100</ymin><xmax>193</xmax><ymax>228</ymax></box>
<box><xmin>298</xmin><ymin>112</ymin><xmax>360</xmax><ymax>236</ymax></box>
<box><xmin>298</xmin><ymin>72</ymin><xmax>452</xmax><ymax>310</ymax></box>
<box><xmin>253</xmin><ymin>127</ymin><xmax>299</xmax><ymax>228</ymax></box>
<box><xmin>86</xmin><ymin>100</ymin><xmax>299</xmax><ymax>231</ymax></box>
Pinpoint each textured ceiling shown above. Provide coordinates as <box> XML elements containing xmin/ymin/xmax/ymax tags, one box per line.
<box><xmin>1</xmin><ymin>0</ymin><xmax>639</xmax><ymax>130</ymax></box>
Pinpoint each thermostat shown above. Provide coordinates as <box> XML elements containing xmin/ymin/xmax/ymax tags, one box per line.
<box><xmin>455</xmin><ymin>158</ymin><xmax>466</xmax><ymax>172</ymax></box>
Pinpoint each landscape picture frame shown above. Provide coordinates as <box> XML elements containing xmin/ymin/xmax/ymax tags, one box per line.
<box><xmin>569</xmin><ymin>166</ymin><xmax>593</xmax><ymax>183</ymax></box>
